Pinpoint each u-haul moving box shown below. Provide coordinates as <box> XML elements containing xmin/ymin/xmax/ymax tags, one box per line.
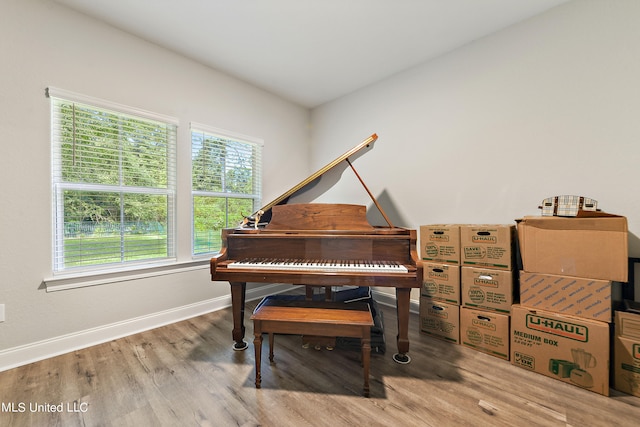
<box><xmin>460</xmin><ymin>224</ymin><xmax>515</xmax><ymax>270</ymax></box>
<box><xmin>511</xmin><ymin>305</ymin><xmax>610</xmax><ymax>396</ymax></box>
<box><xmin>421</xmin><ymin>262</ymin><xmax>460</xmax><ymax>304</ymax></box>
<box><xmin>420</xmin><ymin>225</ymin><xmax>461</xmax><ymax>264</ymax></box>
<box><xmin>460</xmin><ymin>307</ymin><xmax>510</xmax><ymax>360</ymax></box>
<box><xmin>516</xmin><ymin>215</ymin><xmax>628</xmax><ymax>282</ymax></box>
<box><xmin>613</xmin><ymin>309</ymin><xmax>640</xmax><ymax>397</ymax></box>
<box><xmin>461</xmin><ymin>267</ymin><xmax>516</xmax><ymax>314</ymax></box>
<box><xmin>420</xmin><ymin>297</ymin><xmax>460</xmax><ymax>344</ymax></box>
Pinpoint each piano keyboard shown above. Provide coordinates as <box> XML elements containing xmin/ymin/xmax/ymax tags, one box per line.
<box><xmin>228</xmin><ymin>258</ymin><xmax>409</xmax><ymax>274</ymax></box>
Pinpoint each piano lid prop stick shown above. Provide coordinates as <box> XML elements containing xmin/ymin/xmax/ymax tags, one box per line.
<box><xmin>345</xmin><ymin>158</ymin><xmax>394</xmax><ymax>228</ymax></box>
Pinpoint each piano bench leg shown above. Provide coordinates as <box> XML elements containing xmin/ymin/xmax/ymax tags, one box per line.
<box><xmin>361</xmin><ymin>326</ymin><xmax>371</xmax><ymax>397</ymax></box>
<box><xmin>268</xmin><ymin>333</ymin><xmax>275</xmax><ymax>362</ymax></box>
<box><xmin>253</xmin><ymin>330</ymin><xmax>263</xmax><ymax>388</ymax></box>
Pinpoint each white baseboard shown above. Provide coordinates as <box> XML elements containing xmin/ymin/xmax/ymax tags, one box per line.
<box><xmin>0</xmin><ymin>283</ymin><xmax>292</xmax><ymax>373</ymax></box>
<box><xmin>371</xmin><ymin>289</ymin><xmax>420</xmax><ymax>314</ymax></box>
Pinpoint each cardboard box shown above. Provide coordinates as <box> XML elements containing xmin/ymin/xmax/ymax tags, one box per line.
<box><xmin>511</xmin><ymin>305</ymin><xmax>610</xmax><ymax>396</ymax></box>
<box><xmin>420</xmin><ymin>225</ymin><xmax>461</xmax><ymax>264</ymax></box>
<box><xmin>613</xmin><ymin>310</ymin><xmax>640</xmax><ymax>397</ymax></box>
<box><xmin>420</xmin><ymin>297</ymin><xmax>460</xmax><ymax>344</ymax></box>
<box><xmin>616</xmin><ymin>305</ymin><xmax>640</xmax><ymax>339</ymax></box>
<box><xmin>519</xmin><ymin>271</ymin><xmax>615</xmax><ymax>322</ymax></box>
<box><xmin>461</xmin><ymin>267</ymin><xmax>516</xmax><ymax>314</ymax></box>
<box><xmin>460</xmin><ymin>224</ymin><xmax>515</xmax><ymax>270</ymax></box>
<box><xmin>460</xmin><ymin>307</ymin><xmax>510</xmax><ymax>360</ymax></box>
<box><xmin>517</xmin><ymin>215</ymin><xmax>628</xmax><ymax>282</ymax></box>
<box><xmin>421</xmin><ymin>262</ymin><xmax>460</xmax><ymax>304</ymax></box>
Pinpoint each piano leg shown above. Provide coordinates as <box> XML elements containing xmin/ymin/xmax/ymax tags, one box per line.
<box><xmin>230</xmin><ymin>282</ymin><xmax>248</xmax><ymax>351</ymax></box>
<box><xmin>393</xmin><ymin>287</ymin><xmax>411</xmax><ymax>364</ymax></box>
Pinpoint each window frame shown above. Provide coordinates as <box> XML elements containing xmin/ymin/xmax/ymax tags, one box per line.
<box><xmin>190</xmin><ymin>122</ymin><xmax>263</xmax><ymax>258</ymax></box>
<box><xmin>47</xmin><ymin>87</ymin><xmax>179</xmax><ymax>276</ymax></box>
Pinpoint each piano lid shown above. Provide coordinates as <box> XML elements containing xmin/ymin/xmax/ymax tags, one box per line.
<box><xmin>243</xmin><ymin>133</ymin><xmax>379</xmax><ymax>227</ymax></box>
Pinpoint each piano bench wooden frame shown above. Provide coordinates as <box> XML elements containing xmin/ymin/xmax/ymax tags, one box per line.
<box><xmin>250</xmin><ymin>300</ymin><xmax>374</xmax><ymax>397</ymax></box>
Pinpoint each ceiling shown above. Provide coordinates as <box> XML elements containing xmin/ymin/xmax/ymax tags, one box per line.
<box><xmin>53</xmin><ymin>0</ymin><xmax>569</xmax><ymax>108</ymax></box>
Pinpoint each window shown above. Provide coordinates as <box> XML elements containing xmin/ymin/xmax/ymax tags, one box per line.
<box><xmin>191</xmin><ymin>124</ymin><xmax>262</xmax><ymax>255</ymax></box>
<box><xmin>48</xmin><ymin>88</ymin><xmax>177</xmax><ymax>273</ymax></box>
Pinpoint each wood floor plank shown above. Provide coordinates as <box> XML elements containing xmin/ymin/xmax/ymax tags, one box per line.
<box><xmin>2</xmin><ymin>298</ymin><xmax>640</xmax><ymax>426</ymax></box>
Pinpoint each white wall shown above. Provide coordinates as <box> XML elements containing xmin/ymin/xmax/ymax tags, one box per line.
<box><xmin>0</xmin><ymin>0</ymin><xmax>310</xmax><ymax>367</ymax></box>
<box><xmin>310</xmin><ymin>0</ymin><xmax>640</xmax><ymax>300</ymax></box>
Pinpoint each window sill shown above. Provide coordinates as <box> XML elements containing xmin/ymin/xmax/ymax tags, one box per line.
<box><xmin>43</xmin><ymin>259</ymin><xmax>210</xmax><ymax>292</ymax></box>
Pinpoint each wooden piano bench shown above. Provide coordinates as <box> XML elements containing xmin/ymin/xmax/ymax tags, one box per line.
<box><xmin>250</xmin><ymin>298</ymin><xmax>374</xmax><ymax>397</ymax></box>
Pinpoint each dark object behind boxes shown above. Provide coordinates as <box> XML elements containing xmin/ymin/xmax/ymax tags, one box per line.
<box><xmin>517</xmin><ymin>215</ymin><xmax>628</xmax><ymax>282</ymax></box>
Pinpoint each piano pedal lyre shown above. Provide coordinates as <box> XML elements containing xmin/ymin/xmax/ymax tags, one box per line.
<box><xmin>302</xmin><ymin>335</ymin><xmax>336</xmax><ymax>351</ymax></box>
<box><xmin>304</xmin><ymin>285</ymin><xmax>333</xmax><ymax>302</ymax></box>
<box><xmin>303</xmin><ymin>285</ymin><xmax>336</xmax><ymax>350</ymax></box>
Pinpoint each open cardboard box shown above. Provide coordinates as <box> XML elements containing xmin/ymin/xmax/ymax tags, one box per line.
<box><xmin>516</xmin><ymin>215</ymin><xmax>628</xmax><ymax>282</ymax></box>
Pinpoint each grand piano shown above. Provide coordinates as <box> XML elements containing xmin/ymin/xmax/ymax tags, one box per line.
<box><xmin>210</xmin><ymin>134</ymin><xmax>422</xmax><ymax>363</ymax></box>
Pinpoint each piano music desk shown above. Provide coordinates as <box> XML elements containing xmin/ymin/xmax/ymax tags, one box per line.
<box><xmin>250</xmin><ymin>299</ymin><xmax>374</xmax><ymax>397</ymax></box>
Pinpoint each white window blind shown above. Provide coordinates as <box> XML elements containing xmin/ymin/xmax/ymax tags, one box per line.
<box><xmin>49</xmin><ymin>88</ymin><xmax>177</xmax><ymax>273</ymax></box>
<box><xmin>191</xmin><ymin>124</ymin><xmax>262</xmax><ymax>255</ymax></box>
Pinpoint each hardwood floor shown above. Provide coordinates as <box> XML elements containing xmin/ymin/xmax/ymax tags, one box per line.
<box><xmin>1</xmin><ymin>297</ymin><xmax>640</xmax><ymax>426</ymax></box>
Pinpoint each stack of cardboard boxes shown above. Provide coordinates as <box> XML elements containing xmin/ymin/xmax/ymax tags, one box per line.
<box><xmin>419</xmin><ymin>224</ymin><xmax>517</xmax><ymax>361</ymax></box>
<box><xmin>511</xmin><ymin>214</ymin><xmax>628</xmax><ymax>396</ymax></box>
<box><xmin>459</xmin><ymin>225</ymin><xmax>516</xmax><ymax>361</ymax></box>
<box><xmin>419</xmin><ymin>215</ymin><xmax>638</xmax><ymax>399</ymax></box>
<box><xmin>419</xmin><ymin>225</ymin><xmax>462</xmax><ymax>345</ymax></box>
